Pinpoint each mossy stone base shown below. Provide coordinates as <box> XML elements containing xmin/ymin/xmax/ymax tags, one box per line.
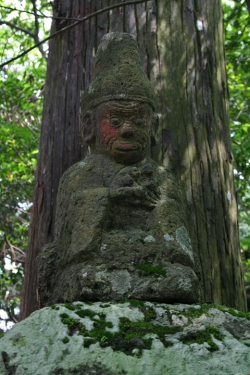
<box><xmin>1</xmin><ymin>302</ymin><xmax>250</xmax><ymax>375</ymax></box>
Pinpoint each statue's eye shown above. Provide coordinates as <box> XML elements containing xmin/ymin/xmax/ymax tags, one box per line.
<box><xmin>134</xmin><ymin>118</ymin><xmax>144</xmax><ymax>126</ymax></box>
<box><xmin>110</xmin><ymin>117</ymin><xmax>121</xmax><ymax>127</ymax></box>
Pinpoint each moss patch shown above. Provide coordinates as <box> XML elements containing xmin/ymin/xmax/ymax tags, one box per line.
<box><xmin>143</xmin><ymin>306</ymin><xmax>157</xmax><ymax>322</ymax></box>
<box><xmin>75</xmin><ymin>309</ymin><xmax>106</xmax><ymax>321</ymax></box>
<box><xmin>51</xmin><ymin>305</ymin><xmax>59</xmax><ymax>310</ymax></box>
<box><xmin>180</xmin><ymin>303</ymin><xmax>250</xmax><ymax>326</ymax></box>
<box><xmin>179</xmin><ymin>303</ymin><xmax>247</xmax><ymax>321</ymax></box>
<box><xmin>64</xmin><ymin>303</ymin><xmax>76</xmax><ymax>311</ymax></box>
<box><xmin>184</xmin><ymin>303</ymin><xmax>250</xmax><ymax>321</ymax></box>
<box><xmin>60</xmin><ymin>313</ymin><xmax>87</xmax><ymax>336</ymax></box>
<box><xmin>125</xmin><ymin>300</ymin><xmax>157</xmax><ymax>321</ymax></box>
<box><xmin>58</xmin><ymin>302</ymin><xmax>233</xmax><ymax>355</ymax></box>
<box><xmin>62</xmin><ymin>337</ymin><xmax>70</xmax><ymax>344</ymax></box>
<box><xmin>82</xmin><ymin>316</ymin><xmax>180</xmax><ymax>354</ymax></box>
<box><xmin>117</xmin><ymin>317</ymin><xmax>180</xmax><ymax>352</ymax></box>
<box><xmin>13</xmin><ymin>336</ymin><xmax>26</xmax><ymax>347</ymax></box>
<box><xmin>59</xmin><ymin>307</ymin><xmax>181</xmax><ymax>356</ymax></box>
<box><xmin>126</xmin><ymin>300</ymin><xmax>146</xmax><ymax>308</ymax></box>
<box><xmin>220</xmin><ymin>307</ymin><xmax>250</xmax><ymax>320</ymax></box>
<box><xmin>136</xmin><ymin>264</ymin><xmax>166</xmax><ymax>277</ymax></box>
<box><xmin>180</xmin><ymin>305</ymin><xmax>210</xmax><ymax>320</ymax></box>
<box><xmin>60</xmin><ymin>311</ymin><xmax>114</xmax><ymax>349</ymax></box>
<box><xmin>181</xmin><ymin>326</ymin><xmax>223</xmax><ymax>352</ymax></box>
<box><xmin>75</xmin><ymin>303</ymin><xmax>84</xmax><ymax>309</ymax></box>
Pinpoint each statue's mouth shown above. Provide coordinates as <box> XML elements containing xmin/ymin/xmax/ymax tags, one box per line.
<box><xmin>117</xmin><ymin>146</ymin><xmax>138</xmax><ymax>152</ymax></box>
<box><xmin>113</xmin><ymin>141</ymin><xmax>143</xmax><ymax>152</ymax></box>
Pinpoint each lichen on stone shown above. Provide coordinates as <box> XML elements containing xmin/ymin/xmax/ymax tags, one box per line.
<box><xmin>1</xmin><ymin>302</ymin><xmax>250</xmax><ymax>374</ymax></box>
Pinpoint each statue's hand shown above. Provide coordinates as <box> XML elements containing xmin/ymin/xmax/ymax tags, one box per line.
<box><xmin>109</xmin><ymin>181</ymin><xmax>159</xmax><ymax>208</ymax></box>
<box><xmin>109</xmin><ymin>163</ymin><xmax>160</xmax><ymax>207</ymax></box>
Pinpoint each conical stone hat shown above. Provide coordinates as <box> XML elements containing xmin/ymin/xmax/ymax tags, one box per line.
<box><xmin>81</xmin><ymin>32</ymin><xmax>156</xmax><ymax>114</ymax></box>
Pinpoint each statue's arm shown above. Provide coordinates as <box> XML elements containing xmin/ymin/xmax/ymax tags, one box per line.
<box><xmin>54</xmin><ymin>160</ymin><xmax>110</xmax><ymax>240</ymax></box>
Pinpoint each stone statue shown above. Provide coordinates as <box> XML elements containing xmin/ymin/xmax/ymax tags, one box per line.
<box><xmin>37</xmin><ymin>33</ymin><xmax>201</xmax><ymax>306</ymax></box>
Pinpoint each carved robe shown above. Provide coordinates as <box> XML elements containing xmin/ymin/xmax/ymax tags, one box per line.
<box><xmin>38</xmin><ymin>153</ymin><xmax>200</xmax><ymax>306</ymax></box>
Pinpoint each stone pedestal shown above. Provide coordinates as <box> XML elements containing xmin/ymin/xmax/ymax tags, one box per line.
<box><xmin>1</xmin><ymin>302</ymin><xmax>250</xmax><ymax>374</ymax></box>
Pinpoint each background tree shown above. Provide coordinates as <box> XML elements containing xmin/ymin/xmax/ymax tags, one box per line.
<box><xmin>19</xmin><ymin>0</ymin><xmax>247</xmax><ymax>320</ymax></box>
<box><xmin>0</xmin><ymin>0</ymin><xmax>49</xmax><ymax>328</ymax></box>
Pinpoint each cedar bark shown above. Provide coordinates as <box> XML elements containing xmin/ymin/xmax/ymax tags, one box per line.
<box><xmin>20</xmin><ymin>0</ymin><xmax>246</xmax><ymax>320</ymax></box>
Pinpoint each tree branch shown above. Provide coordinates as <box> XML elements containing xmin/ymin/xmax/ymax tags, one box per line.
<box><xmin>0</xmin><ymin>0</ymin><xmax>150</xmax><ymax>68</ymax></box>
<box><xmin>0</xmin><ymin>5</ymin><xmax>81</xmax><ymax>21</ymax></box>
<box><xmin>0</xmin><ymin>4</ymin><xmax>47</xmax><ymax>59</ymax></box>
<box><xmin>0</xmin><ymin>5</ymin><xmax>37</xmax><ymax>16</ymax></box>
<box><xmin>7</xmin><ymin>144</ymin><xmax>33</xmax><ymax>170</ymax></box>
<box><xmin>0</xmin><ymin>20</ymin><xmax>35</xmax><ymax>38</ymax></box>
<box><xmin>5</xmin><ymin>237</ymin><xmax>16</xmax><ymax>261</ymax></box>
<box><xmin>0</xmin><ymin>202</ymin><xmax>30</xmax><ymax>216</ymax></box>
<box><xmin>30</xmin><ymin>0</ymin><xmax>46</xmax><ymax>58</ymax></box>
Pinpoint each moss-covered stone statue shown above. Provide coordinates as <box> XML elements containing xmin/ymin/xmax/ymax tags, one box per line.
<box><xmin>37</xmin><ymin>32</ymin><xmax>201</xmax><ymax>306</ymax></box>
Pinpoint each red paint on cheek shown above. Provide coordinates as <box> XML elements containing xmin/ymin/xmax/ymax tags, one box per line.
<box><xmin>99</xmin><ymin>120</ymin><xmax>118</xmax><ymax>148</ymax></box>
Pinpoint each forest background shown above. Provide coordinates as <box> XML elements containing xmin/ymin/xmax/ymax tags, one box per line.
<box><xmin>0</xmin><ymin>0</ymin><xmax>250</xmax><ymax>329</ymax></box>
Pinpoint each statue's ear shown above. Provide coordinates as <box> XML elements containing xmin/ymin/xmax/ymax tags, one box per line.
<box><xmin>81</xmin><ymin>110</ymin><xmax>95</xmax><ymax>146</ymax></box>
<box><xmin>151</xmin><ymin>113</ymin><xmax>159</xmax><ymax>146</ymax></box>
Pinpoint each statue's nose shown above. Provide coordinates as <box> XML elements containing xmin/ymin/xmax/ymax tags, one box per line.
<box><xmin>120</xmin><ymin>123</ymin><xmax>134</xmax><ymax>137</ymax></box>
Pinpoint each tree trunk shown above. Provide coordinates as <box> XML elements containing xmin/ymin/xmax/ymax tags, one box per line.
<box><xmin>20</xmin><ymin>0</ymin><xmax>246</xmax><ymax>320</ymax></box>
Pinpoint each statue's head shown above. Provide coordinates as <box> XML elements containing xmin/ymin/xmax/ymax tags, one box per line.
<box><xmin>81</xmin><ymin>32</ymin><xmax>157</xmax><ymax>164</ymax></box>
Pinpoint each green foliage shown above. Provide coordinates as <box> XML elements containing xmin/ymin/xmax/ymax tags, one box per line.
<box><xmin>223</xmin><ymin>0</ymin><xmax>250</xmax><ymax>281</ymax></box>
<box><xmin>0</xmin><ymin>0</ymin><xmax>50</xmax><ymax>328</ymax></box>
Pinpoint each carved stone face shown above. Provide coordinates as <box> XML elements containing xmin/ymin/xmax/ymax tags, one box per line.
<box><xmin>97</xmin><ymin>101</ymin><xmax>152</xmax><ymax>164</ymax></box>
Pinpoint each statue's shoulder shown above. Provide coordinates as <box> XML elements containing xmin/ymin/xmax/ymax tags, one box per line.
<box><xmin>60</xmin><ymin>154</ymin><xmax>99</xmax><ymax>179</ymax></box>
<box><xmin>59</xmin><ymin>154</ymin><xmax>104</xmax><ymax>192</ymax></box>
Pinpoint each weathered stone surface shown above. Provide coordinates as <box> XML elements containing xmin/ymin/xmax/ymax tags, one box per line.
<box><xmin>1</xmin><ymin>302</ymin><xmax>250</xmax><ymax>375</ymax></box>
